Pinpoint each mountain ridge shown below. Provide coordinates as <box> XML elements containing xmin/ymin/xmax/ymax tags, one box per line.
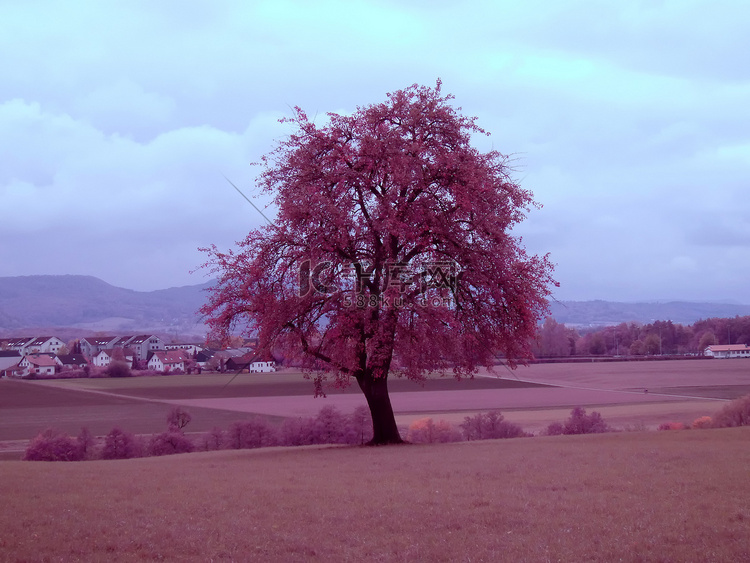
<box><xmin>1</xmin><ymin>275</ymin><xmax>749</xmax><ymax>334</ymax></box>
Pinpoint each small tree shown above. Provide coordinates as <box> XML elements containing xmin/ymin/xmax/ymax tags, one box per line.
<box><xmin>101</xmin><ymin>427</ymin><xmax>140</xmax><ymax>459</ymax></box>
<box><xmin>167</xmin><ymin>407</ymin><xmax>192</xmax><ymax>431</ymax></box>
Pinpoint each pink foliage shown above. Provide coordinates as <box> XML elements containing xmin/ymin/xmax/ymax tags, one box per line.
<box><xmin>658</xmin><ymin>422</ymin><xmax>687</xmax><ymax>431</ymax></box>
<box><xmin>407</xmin><ymin>417</ymin><xmax>462</xmax><ymax>444</ymax></box>
<box><xmin>101</xmin><ymin>427</ymin><xmax>140</xmax><ymax>459</ymax></box>
<box><xmin>24</xmin><ymin>428</ymin><xmax>84</xmax><ymax>462</ymax></box>
<box><xmin>201</xmin><ymin>82</ymin><xmax>555</xmax><ymax>444</ymax></box>
<box><xmin>167</xmin><ymin>407</ymin><xmax>192</xmax><ymax>431</ymax></box>
<box><xmin>227</xmin><ymin>418</ymin><xmax>279</xmax><ymax>449</ymax></box>
<box><xmin>148</xmin><ymin>431</ymin><xmax>195</xmax><ymax>456</ymax></box>
<box><xmin>460</xmin><ymin>411</ymin><xmax>526</xmax><ymax>440</ymax></box>
<box><xmin>546</xmin><ymin>407</ymin><xmax>610</xmax><ymax>435</ymax></box>
<box><xmin>712</xmin><ymin>394</ymin><xmax>750</xmax><ymax>428</ymax></box>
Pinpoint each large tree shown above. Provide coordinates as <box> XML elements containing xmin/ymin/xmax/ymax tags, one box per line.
<box><xmin>201</xmin><ymin>82</ymin><xmax>555</xmax><ymax>444</ymax></box>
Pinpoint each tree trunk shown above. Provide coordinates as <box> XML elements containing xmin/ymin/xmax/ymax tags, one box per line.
<box><xmin>357</xmin><ymin>373</ymin><xmax>404</xmax><ymax>445</ymax></box>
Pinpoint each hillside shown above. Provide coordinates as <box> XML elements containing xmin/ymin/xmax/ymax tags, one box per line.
<box><xmin>0</xmin><ymin>275</ymin><xmax>213</xmax><ymax>335</ymax></box>
<box><xmin>1</xmin><ymin>275</ymin><xmax>749</xmax><ymax>334</ymax></box>
<box><xmin>548</xmin><ymin>299</ymin><xmax>750</xmax><ymax>327</ymax></box>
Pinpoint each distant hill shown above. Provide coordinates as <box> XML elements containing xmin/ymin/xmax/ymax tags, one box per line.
<box><xmin>0</xmin><ymin>275</ymin><xmax>214</xmax><ymax>336</ymax></box>
<box><xmin>549</xmin><ymin>300</ymin><xmax>750</xmax><ymax>327</ymax></box>
<box><xmin>2</xmin><ymin>276</ymin><xmax>749</xmax><ymax>335</ymax></box>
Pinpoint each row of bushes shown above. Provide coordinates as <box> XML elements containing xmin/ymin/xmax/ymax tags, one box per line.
<box><xmin>23</xmin><ymin>395</ymin><xmax>750</xmax><ymax>461</ymax></box>
<box><xmin>23</xmin><ymin>405</ymin><xmax>374</xmax><ymax>462</ymax></box>
<box><xmin>658</xmin><ymin>394</ymin><xmax>750</xmax><ymax>431</ymax></box>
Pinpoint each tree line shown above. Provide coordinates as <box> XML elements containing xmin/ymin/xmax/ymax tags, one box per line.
<box><xmin>531</xmin><ymin>315</ymin><xmax>750</xmax><ymax>357</ymax></box>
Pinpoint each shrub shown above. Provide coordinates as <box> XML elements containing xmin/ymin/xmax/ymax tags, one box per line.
<box><xmin>692</xmin><ymin>416</ymin><xmax>712</xmax><ymax>429</ymax></box>
<box><xmin>148</xmin><ymin>431</ymin><xmax>195</xmax><ymax>456</ymax></box>
<box><xmin>201</xmin><ymin>427</ymin><xmax>226</xmax><ymax>451</ymax></box>
<box><xmin>167</xmin><ymin>407</ymin><xmax>192</xmax><ymax>431</ymax></box>
<box><xmin>407</xmin><ymin>417</ymin><xmax>462</xmax><ymax>444</ymax></box>
<box><xmin>311</xmin><ymin>405</ymin><xmax>352</xmax><ymax>445</ymax></box>
<box><xmin>712</xmin><ymin>394</ymin><xmax>750</xmax><ymax>428</ymax></box>
<box><xmin>348</xmin><ymin>405</ymin><xmax>373</xmax><ymax>445</ymax></box>
<box><xmin>658</xmin><ymin>421</ymin><xmax>686</xmax><ymax>431</ymax></box>
<box><xmin>101</xmin><ymin>427</ymin><xmax>140</xmax><ymax>459</ymax></box>
<box><xmin>279</xmin><ymin>416</ymin><xmax>318</xmax><ymax>446</ymax></box>
<box><xmin>105</xmin><ymin>361</ymin><xmax>132</xmax><ymax>378</ymax></box>
<box><xmin>460</xmin><ymin>411</ymin><xmax>526</xmax><ymax>441</ymax></box>
<box><xmin>77</xmin><ymin>427</ymin><xmax>96</xmax><ymax>459</ymax></box>
<box><xmin>228</xmin><ymin>418</ymin><xmax>279</xmax><ymax>449</ymax></box>
<box><xmin>24</xmin><ymin>428</ymin><xmax>84</xmax><ymax>462</ymax></box>
<box><xmin>546</xmin><ymin>407</ymin><xmax>610</xmax><ymax>436</ymax></box>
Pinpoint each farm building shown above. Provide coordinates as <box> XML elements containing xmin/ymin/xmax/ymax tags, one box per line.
<box><xmin>147</xmin><ymin>350</ymin><xmax>188</xmax><ymax>373</ymax></box>
<box><xmin>704</xmin><ymin>344</ymin><xmax>750</xmax><ymax>358</ymax></box>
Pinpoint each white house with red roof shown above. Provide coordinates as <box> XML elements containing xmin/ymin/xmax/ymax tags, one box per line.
<box><xmin>92</xmin><ymin>348</ymin><xmax>134</xmax><ymax>368</ymax></box>
<box><xmin>704</xmin><ymin>344</ymin><xmax>750</xmax><ymax>358</ymax></box>
<box><xmin>19</xmin><ymin>353</ymin><xmax>61</xmax><ymax>376</ymax></box>
<box><xmin>147</xmin><ymin>350</ymin><xmax>188</xmax><ymax>373</ymax></box>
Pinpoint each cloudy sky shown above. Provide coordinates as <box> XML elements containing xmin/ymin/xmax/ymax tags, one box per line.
<box><xmin>1</xmin><ymin>1</ymin><xmax>748</xmax><ymax>303</ymax></box>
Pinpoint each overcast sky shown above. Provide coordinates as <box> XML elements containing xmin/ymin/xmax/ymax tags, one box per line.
<box><xmin>1</xmin><ymin>1</ymin><xmax>748</xmax><ymax>303</ymax></box>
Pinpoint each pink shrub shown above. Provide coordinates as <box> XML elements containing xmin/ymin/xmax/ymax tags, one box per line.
<box><xmin>348</xmin><ymin>405</ymin><xmax>373</xmax><ymax>445</ymax></box>
<box><xmin>712</xmin><ymin>394</ymin><xmax>750</xmax><ymax>428</ymax></box>
<box><xmin>77</xmin><ymin>427</ymin><xmax>96</xmax><ymax>460</ymax></box>
<box><xmin>658</xmin><ymin>421</ymin><xmax>686</xmax><ymax>431</ymax></box>
<box><xmin>148</xmin><ymin>431</ymin><xmax>195</xmax><ymax>456</ymax></box>
<box><xmin>546</xmin><ymin>407</ymin><xmax>610</xmax><ymax>436</ymax></box>
<box><xmin>201</xmin><ymin>427</ymin><xmax>226</xmax><ymax>451</ymax></box>
<box><xmin>228</xmin><ymin>418</ymin><xmax>279</xmax><ymax>449</ymax></box>
<box><xmin>692</xmin><ymin>416</ymin><xmax>713</xmax><ymax>429</ymax></box>
<box><xmin>101</xmin><ymin>427</ymin><xmax>140</xmax><ymax>460</ymax></box>
<box><xmin>279</xmin><ymin>416</ymin><xmax>318</xmax><ymax>446</ymax></box>
<box><xmin>24</xmin><ymin>428</ymin><xmax>84</xmax><ymax>462</ymax></box>
<box><xmin>460</xmin><ymin>411</ymin><xmax>527</xmax><ymax>440</ymax></box>
<box><xmin>407</xmin><ymin>418</ymin><xmax>462</xmax><ymax>444</ymax></box>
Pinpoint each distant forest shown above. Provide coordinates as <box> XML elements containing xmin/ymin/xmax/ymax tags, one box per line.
<box><xmin>532</xmin><ymin>316</ymin><xmax>750</xmax><ymax>358</ymax></box>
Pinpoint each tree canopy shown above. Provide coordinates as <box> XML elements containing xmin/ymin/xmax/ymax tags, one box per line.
<box><xmin>201</xmin><ymin>82</ymin><xmax>555</xmax><ymax>444</ymax></box>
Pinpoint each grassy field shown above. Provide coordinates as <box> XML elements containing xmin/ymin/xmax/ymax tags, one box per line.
<box><xmin>1</xmin><ymin>428</ymin><xmax>749</xmax><ymax>562</ymax></box>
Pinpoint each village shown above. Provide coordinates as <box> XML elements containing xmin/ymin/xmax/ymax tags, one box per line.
<box><xmin>0</xmin><ymin>334</ymin><xmax>277</xmax><ymax>378</ymax></box>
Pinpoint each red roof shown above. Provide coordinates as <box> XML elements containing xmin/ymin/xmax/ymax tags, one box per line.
<box><xmin>707</xmin><ymin>344</ymin><xmax>750</xmax><ymax>352</ymax></box>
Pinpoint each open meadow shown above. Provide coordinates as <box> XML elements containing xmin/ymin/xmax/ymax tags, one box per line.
<box><xmin>1</xmin><ymin>359</ymin><xmax>749</xmax><ymax>560</ymax></box>
<box><xmin>2</xmin><ymin>359</ymin><xmax>747</xmax><ymax>451</ymax></box>
<box><xmin>1</xmin><ymin>428</ymin><xmax>749</xmax><ymax>561</ymax></box>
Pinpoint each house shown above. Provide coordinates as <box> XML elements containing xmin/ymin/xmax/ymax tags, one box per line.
<box><xmin>120</xmin><ymin>335</ymin><xmax>165</xmax><ymax>362</ymax></box>
<box><xmin>92</xmin><ymin>348</ymin><xmax>134</xmax><ymax>368</ymax></box>
<box><xmin>165</xmin><ymin>342</ymin><xmax>203</xmax><ymax>355</ymax></box>
<box><xmin>225</xmin><ymin>352</ymin><xmax>276</xmax><ymax>373</ymax></box>
<box><xmin>57</xmin><ymin>354</ymin><xmax>88</xmax><ymax>370</ymax></box>
<box><xmin>704</xmin><ymin>344</ymin><xmax>750</xmax><ymax>358</ymax></box>
<box><xmin>23</xmin><ymin>336</ymin><xmax>65</xmax><ymax>355</ymax></box>
<box><xmin>0</xmin><ymin>351</ymin><xmax>22</xmax><ymax>377</ymax></box>
<box><xmin>0</xmin><ymin>337</ymin><xmax>35</xmax><ymax>354</ymax></box>
<box><xmin>19</xmin><ymin>354</ymin><xmax>61</xmax><ymax>377</ymax></box>
<box><xmin>80</xmin><ymin>336</ymin><xmax>120</xmax><ymax>359</ymax></box>
<box><xmin>147</xmin><ymin>350</ymin><xmax>188</xmax><ymax>373</ymax></box>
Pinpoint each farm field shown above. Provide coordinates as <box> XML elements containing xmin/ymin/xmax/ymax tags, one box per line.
<box><xmin>1</xmin><ymin>359</ymin><xmax>748</xmax><ymax>454</ymax></box>
<box><xmin>1</xmin><ymin>428</ymin><xmax>749</xmax><ymax>561</ymax></box>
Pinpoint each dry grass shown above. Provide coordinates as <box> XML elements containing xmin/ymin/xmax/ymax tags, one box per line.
<box><xmin>2</xmin><ymin>428</ymin><xmax>749</xmax><ymax>562</ymax></box>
